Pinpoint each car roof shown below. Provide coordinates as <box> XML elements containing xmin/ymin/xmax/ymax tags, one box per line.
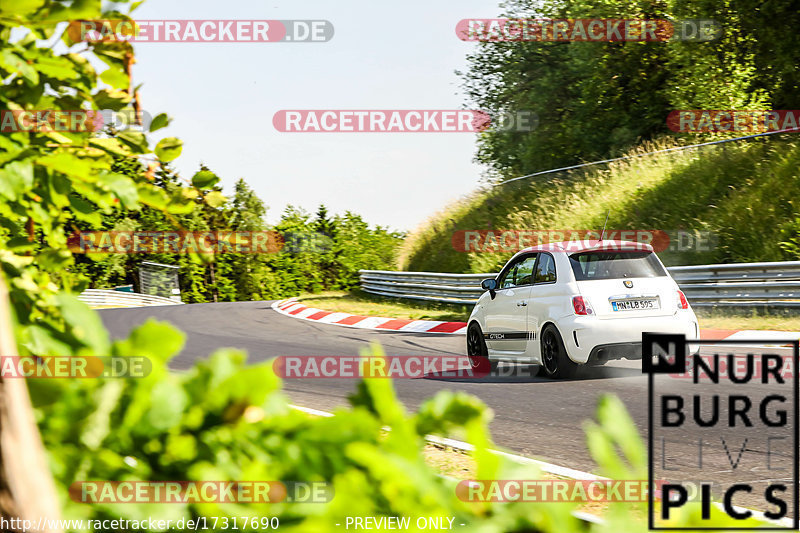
<box><xmin>518</xmin><ymin>240</ymin><xmax>654</xmax><ymax>255</ymax></box>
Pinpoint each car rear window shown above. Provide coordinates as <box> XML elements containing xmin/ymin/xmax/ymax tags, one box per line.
<box><xmin>568</xmin><ymin>251</ymin><xmax>666</xmax><ymax>281</ymax></box>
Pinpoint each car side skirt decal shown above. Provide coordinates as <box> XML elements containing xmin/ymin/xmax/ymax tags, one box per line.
<box><xmin>483</xmin><ymin>332</ymin><xmax>536</xmax><ymax>340</ymax></box>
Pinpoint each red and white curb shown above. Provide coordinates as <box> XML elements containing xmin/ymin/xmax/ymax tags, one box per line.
<box><xmin>272</xmin><ymin>298</ymin><xmax>467</xmax><ymax>334</ymax></box>
<box><xmin>273</xmin><ymin>299</ymin><xmax>800</xmax><ymax>343</ymax></box>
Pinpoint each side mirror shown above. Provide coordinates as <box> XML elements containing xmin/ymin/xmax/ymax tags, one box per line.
<box><xmin>481</xmin><ymin>278</ymin><xmax>497</xmax><ymax>299</ymax></box>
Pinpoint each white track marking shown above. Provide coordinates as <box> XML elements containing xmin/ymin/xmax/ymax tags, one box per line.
<box><xmin>288</xmin><ymin>404</ymin><xmax>603</xmax><ymax>480</ymax></box>
<box><xmin>400</xmin><ymin>320</ymin><xmax>445</xmax><ymax>332</ymax></box>
<box><xmin>295</xmin><ymin>307</ymin><xmax>324</xmax><ymax>319</ymax></box>
<box><xmin>348</xmin><ymin>316</ymin><xmax>393</xmax><ymax>328</ymax></box>
<box><xmin>288</xmin><ymin>404</ymin><xmax>797</xmax><ymax>527</ymax></box>
<box><xmin>317</xmin><ymin>312</ymin><xmax>351</xmax><ymax>323</ymax></box>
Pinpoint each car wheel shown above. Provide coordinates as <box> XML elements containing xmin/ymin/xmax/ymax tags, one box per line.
<box><xmin>539</xmin><ymin>325</ymin><xmax>578</xmax><ymax>379</ymax></box>
<box><xmin>467</xmin><ymin>323</ymin><xmax>496</xmax><ymax>373</ymax></box>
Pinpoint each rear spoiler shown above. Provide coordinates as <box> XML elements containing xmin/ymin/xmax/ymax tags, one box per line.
<box><xmin>563</xmin><ymin>241</ymin><xmax>654</xmax><ymax>254</ymax></box>
<box><xmin>522</xmin><ymin>240</ymin><xmax>656</xmax><ymax>254</ymax></box>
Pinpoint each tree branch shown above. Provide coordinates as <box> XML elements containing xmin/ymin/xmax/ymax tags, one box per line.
<box><xmin>0</xmin><ymin>277</ymin><xmax>62</xmax><ymax>533</ymax></box>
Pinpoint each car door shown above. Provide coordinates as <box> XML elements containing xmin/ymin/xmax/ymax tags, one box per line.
<box><xmin>527</xmin><ymin>252</ymin><xmax>559</xmax><ymax>360</ymax></box>
<box><xmin>484</xmin><ymin>253</ymin><xmax>537</xmax><ymax>354</ymax></box>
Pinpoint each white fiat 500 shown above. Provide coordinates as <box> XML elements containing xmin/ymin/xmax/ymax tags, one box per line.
<box><xmin>466</xmin><ymin>240</ymin><xmax>699</xmax><ymax>378</ymax></box>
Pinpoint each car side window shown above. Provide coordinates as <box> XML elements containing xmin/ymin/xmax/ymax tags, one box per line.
<box><xmin>498</xmin><ymin>254</ymin><xmax>538</xmax><ymax>289</ymax></box>
<box><xmin>534</xmin><ymin>253</ymin><xmax>557</xmax><ymax>284</ymax></box>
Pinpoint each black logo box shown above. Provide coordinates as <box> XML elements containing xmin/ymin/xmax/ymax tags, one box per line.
<box><xmin>644</xmin><ymin>333</ymin><xmax>799</xmax><ymax>531</ymax></box>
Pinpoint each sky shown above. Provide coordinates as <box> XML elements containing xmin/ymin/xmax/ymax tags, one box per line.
<box><xmin>125</xmin><ymin>0</ymin><xmax>503</xmax><ymax>232</ymax></box>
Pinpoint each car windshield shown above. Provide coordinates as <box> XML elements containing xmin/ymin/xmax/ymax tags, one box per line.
<box><xmin>569</xmin><ymin>251</ymin><xmax>666</xmax><ymax>281</ymax></box>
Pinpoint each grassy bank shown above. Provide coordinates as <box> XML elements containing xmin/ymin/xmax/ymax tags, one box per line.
<box><xmin>400</xmin><ymin>136</ymin><xmax>800</xmax><ymax>274</ymax></box>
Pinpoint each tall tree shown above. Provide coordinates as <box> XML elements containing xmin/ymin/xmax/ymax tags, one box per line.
<box><xmin>462</xmin><ymin>0</ymin><xmax>800</xmax><ymax>179</ymax></box>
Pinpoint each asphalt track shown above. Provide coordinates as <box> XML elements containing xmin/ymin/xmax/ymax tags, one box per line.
<box><xmin>100</xmin><ymin>300</ymin><xmax>797</xmax><ymax>516</ymax></box>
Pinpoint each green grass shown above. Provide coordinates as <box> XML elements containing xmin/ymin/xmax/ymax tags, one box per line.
<box><xmin>296</xmin><ymin>290</ymin><xmax>472</xmax><ymax>322</ymax></box>
<box><xmin>400</xmin><ymin>135</ymin><xmax>800</xmax><ymax>273</ymax></box>
<box><xmin>695</xmin><ymin>308</ymin><xmax>800</xmax><ymax>332</ymax></box>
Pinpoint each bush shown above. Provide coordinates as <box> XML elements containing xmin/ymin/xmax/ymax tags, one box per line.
<box><xmin>30</xmin><ymin>333</ymin><xmax>764</xmax><ymax>531</ymax></box>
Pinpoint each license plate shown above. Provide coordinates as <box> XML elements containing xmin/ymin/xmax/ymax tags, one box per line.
<box><xmin>611</xmin><ymin>299</ymin><xmax>658</xmax><ymax>311</ymax></box>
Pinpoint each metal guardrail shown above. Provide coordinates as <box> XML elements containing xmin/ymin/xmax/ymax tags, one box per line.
<box><xmin>78</xmin><ymin>289</ymin><xmax>184</xmax><ymax>309</ymax></box>
<box><xmin>360</xmin><ymin>261</ymin><xmax>800</xmax><ymax>308</ymax></box>
<box><xmin>359</xmin><ymin>271</ymin><xmax>490</xmax><ymax>305</ymax></box>
<box><xmin>499</xmin><ymin>126</ymin><xmax>800</xmax><ymax>186</ymax></box>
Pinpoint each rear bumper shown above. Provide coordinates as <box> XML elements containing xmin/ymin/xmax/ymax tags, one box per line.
<box><xmin>560</xmin><ymin>311</ymin><xmax>698</xmax><ymax>364</ymax></box>
<box><xmin>587</xmin><ymin>342</ymin><xmax>643</xmax><ymax>364</ymax></box>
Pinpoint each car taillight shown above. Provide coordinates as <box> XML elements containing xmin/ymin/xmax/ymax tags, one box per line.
<box><xmin>572</xmin><ymin>296</ymin><xmax>594</xmax><ymax>315</ymax></box>
<box><xmin>677</xmin><ymin>290</ymin><xmax>689</xmax><ymax>310</ymax></box>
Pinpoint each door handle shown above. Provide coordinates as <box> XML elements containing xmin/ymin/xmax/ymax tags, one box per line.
<box><xmin>517</xmin><ymin>301</ymin><xmax>527</xmax><ymax>307</ymax></box>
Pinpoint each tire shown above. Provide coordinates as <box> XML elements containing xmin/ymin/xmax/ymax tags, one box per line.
<box><xmin>466</xmin><ymin>323</ymin><xmax>497</xmax><ymax>373</ymax></box>
<box><xmin>539</xmin><ymin>324</ymin><xmax>578</xmax><ymax>379</ymax></box>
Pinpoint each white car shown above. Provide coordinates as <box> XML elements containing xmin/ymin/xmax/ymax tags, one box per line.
<box><xmin>466</xmin><ymin>240</ymin><xmax>699</xmax><ymax>378</ymax></box>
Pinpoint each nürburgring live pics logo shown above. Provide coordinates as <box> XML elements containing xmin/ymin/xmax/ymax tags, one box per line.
<box><xmin>644</xmin><ymin>333</ymin><xmax>799</xmax><ymax>530</ymax></box>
